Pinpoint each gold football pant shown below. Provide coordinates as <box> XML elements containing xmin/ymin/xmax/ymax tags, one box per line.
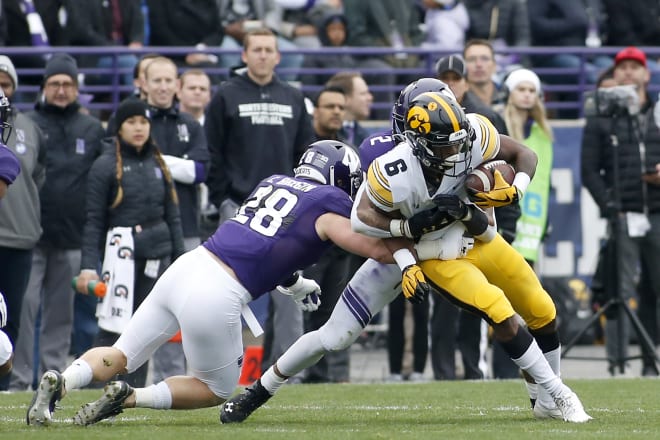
<box><xmin>420</xmin><ymin>234</ymin><xmax>555</xmax><ymax>330</ymax></box>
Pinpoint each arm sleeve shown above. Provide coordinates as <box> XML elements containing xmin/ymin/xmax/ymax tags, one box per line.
<box><xmin>580</xmin><ymin>117</ymin><xmax>609</xmax><ymax>213</ymax></box>
<box><xmin>0</xmin><ymin>145</ymin><xmax>20</xmax><ymax>184</ymax></box>
<box><xmin>205</xmin><ymin>92</ymin><xmax>229</xmax><ymax>207</ymax></box>
<box><xmin>164</xmin><ymin>182</ymin><xmax>186</xmax><ymax>260</ymax></box>
<box><xmin>80</xmin><ymin>158</ymin><xmax>113</xmax><ymax>270</ymax></box>
<box><xmin>365</xmin><ymin>159</ymin><xmax>396</xmax><ymax>212</ymax></box>
<box><xmin>472</xmin><ymin>114</ymin><xmax>501</xmax><ymax>161</ymax></box>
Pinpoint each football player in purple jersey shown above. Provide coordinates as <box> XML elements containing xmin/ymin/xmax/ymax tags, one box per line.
<box><xmin>220</xmin><ymin>79</ymin><xmax>473</xmax><ymax>424</ymax></box>
<box><xmin>27</xmin><ymin>140</ymin><xmax>419</xmax><ymax>427</ymax></box>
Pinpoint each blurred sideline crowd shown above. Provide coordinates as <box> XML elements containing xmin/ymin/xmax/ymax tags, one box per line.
<box><xmin>0</xmin><ymin>0</ymin><xmax>659</xmax><ymax>395</ymax></box>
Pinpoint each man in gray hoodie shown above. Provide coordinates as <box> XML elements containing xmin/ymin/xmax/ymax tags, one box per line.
<box><xmin>0</xmin><ymin>54</ymin><xmax>46</xmax><ymax>390</ymax></box>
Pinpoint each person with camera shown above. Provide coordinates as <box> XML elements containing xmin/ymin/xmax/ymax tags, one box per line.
<box><xmin>581</xmin><ymin>46</ymin><xmax>660</xmax><ymax>377</ymax></box>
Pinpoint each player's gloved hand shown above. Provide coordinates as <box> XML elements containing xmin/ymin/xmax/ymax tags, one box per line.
<box><xmin>0</xmin><ymin>292</ymin><xmax>6</xmax><ymax>328</ymax></box>
<box><xmin>401</xmin><ymin>264</ymin><xmax>431</xmax><ymax>304</ymax></box>
<box><xmin>403</xmin><ymin>207</ymin><xmax>452</xmax><ymax>239</ymax></box>
<box><xmin>469</xmin><ymin>169</ymin><xmax>521</xmax><ymax>208</ymax></box>
<box><xmin>276</xmin><ymin>275</ymin><xmax>322</xmax><ymax>312</ymax></box>
<box><xmin>432</xmin><ymin>194</ymin><xmax>469</xmax><ymax>220</ymax></box>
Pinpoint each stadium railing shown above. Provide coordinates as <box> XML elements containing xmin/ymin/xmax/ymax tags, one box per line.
<box><xmin>2</xmin><ymin>45</ymin><xmax>659</xmax><ymax>119</ymax></box>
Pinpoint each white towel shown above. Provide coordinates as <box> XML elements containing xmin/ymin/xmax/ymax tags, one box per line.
<box><xmin>96</xmin><ymin>227</ymin><xmax>135</xmax><ymax>334</ymax></box>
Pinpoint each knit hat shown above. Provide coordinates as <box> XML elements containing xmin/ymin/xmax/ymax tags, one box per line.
<box><xmin>44</xmin><ymin>53</ymin><xmax>79</xmax><ymax>82</ymax></box>
<box><xmin>115</xmin><ymin>99</ymin><xmax>151</xmax><ymax>134</ymax></box>
<box><xmin>504</xmin><ymin>68</ymin><xmax>542</xmax><ymax>94</ymax></box>
<box><xmin>0</xmin><ymin>56</ymin><xmax>18</xmax><ymax>91</ymax></box>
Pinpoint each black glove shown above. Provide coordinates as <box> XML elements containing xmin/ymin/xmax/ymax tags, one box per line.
<box><xmin>432</xmin><ymin>194</ymin><xmax>468</xmax><ymax>220</ymax></box>
<box><xmin>401</xmin><ymin>264</ymin><xmax>431</xmax><ymax>304</ymax></box>
<box><xmin>406</xmin><ymin>207</ymin><xmax>452</xmax><ymax>238</ymax></box>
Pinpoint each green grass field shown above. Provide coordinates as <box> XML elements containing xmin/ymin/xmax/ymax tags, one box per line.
<box><xmin>1</xmin><ymin>379</ymin><xmax>659</xmax><ymax>439</ymax></box>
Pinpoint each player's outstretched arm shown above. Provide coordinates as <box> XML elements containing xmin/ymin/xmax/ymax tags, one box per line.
<box><xmin>316</xmin><ymin>213</ymin><xmax>394</xmax><ymax>264</ymax></box>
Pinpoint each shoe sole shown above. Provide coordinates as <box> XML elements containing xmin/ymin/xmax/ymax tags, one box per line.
<box><xmin>26</xmin><ymin>371</ymin><xmax>61</xmax><ymax>426</ymax></box>
<box><xmin>533</xmin><ymin>403</ymin><xmax>563</xmax><ymax>420</ymax></box>
<box><xmin>73</xmin><ymin>382</ymin><xmax>126</xmax><ymax>426</ymax></box>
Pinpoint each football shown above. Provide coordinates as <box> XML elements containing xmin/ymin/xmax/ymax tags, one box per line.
<box><xmin>465</xmin><ymin>160</ymin><xmax>516</xmax><ymax>193</ymax></box>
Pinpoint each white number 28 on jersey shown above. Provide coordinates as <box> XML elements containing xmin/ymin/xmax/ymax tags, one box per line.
<box><xmin>233</xmin><ymin>185</ymin><xmax>299</xmax><ymax>237</ymax></box>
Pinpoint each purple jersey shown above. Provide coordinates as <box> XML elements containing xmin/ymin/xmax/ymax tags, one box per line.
<box><xmin>0</xmin><ymin>144</ymin><xmax>20</xmax><ymax>184</ymax></box>
<box><xmin>203</xmin><ymin>174</ymin><xmax>352</xmax><ymax>297</ymax></box>
<box><xmin>358</xmin><ymin>130</ymin><xmax>397</xmax><ymax>172</ymax></box>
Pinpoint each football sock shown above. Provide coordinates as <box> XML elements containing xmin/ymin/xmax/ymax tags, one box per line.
<box><xmin>275</xmin><ymin>331</ymin><xmax>325</xmax><ymax>378</ymax></box>
<box><xmin>62</xmin><ymin>359</ymin><xmax>93</xmax><ymax>391</ymax></box>
<box><xmin>260</xmin><ymin>367</ymin><xmax>287</xmax><ymax>395</ymax></box>
<box><xmin>543</xmin><ymin>346</ymin><xmax>561</xmax><ymax>375</ymax></box>
<box><xmin>511</xmin><ymin>339</ymin><xmax>563</xmax><ymax>402</ymax></box>
<box><xmin>135</xmin><ymin>382</ymin><xmax>172</xmax><ymax>409</ymax></box>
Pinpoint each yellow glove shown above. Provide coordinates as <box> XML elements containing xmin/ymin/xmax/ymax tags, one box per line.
<box><xmin>401</xmin><ymin>265</ymin><xmax>431</xmax><ymax>304</ymax></box>
<box><xmin>469</xmin><ymin>169</ymin><xmax>521</xmax><ymax>208</ymax></box>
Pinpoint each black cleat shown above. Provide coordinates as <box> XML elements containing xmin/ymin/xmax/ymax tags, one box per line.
<box><xmin>73</xmin><ymin>380</ymin><xmax>134</xmax><ymax>426</ymax></box>
<box><xmin>27</xmin><ymin>370</ymin><xmax>64</xmax><ymax>426</ymax></box>
<box><xmin>220</xmin><ymin>380</ymin><xmax>272</xmax><ymax>423</ymax></box>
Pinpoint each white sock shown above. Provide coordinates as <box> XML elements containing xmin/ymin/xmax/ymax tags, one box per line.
<box><xmin>544</xmin><ymin>346</ymin><xmax>561</xmax><ymax>374</ymax></box>
<box><xmin>135</xmin><ymin>382</ymin><xmax>172</xmax><ymax>409</ymax></box>
<box><xmin>512</xmin><ymin>339</ymin><xmax>563</xmax><ymax>401</ymax></box>
<box><xmin>260</xmin><ymin>366</ymin><xmax>288</xmax><ymax>395</ymax></box>
<box><xmin>525</xmin><ymin>382</ymin><xmax>538</xmax><ymax>401</ymax></box>
<box><xmin>62</xmin><ymin>359</ymin><xmax>94</xmax><ymax>391</ymax></box>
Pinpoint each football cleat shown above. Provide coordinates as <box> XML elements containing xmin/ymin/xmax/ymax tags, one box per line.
<box><xmin>73</xmin><ymin>380</ymin><xmax>134</xmax><ymax>426</ymax></box>
<box><xmin>220</xmin><ymin>380</ymin><xmax>271</xmax><ymax>424</ymax></box>
<box><xmin>27</xmin><ymin>370</ymin><xmax>64</xmax><ymax>426</ymax></box>
<box><xmin>533</xmin><ymin>400</ymin><xmax>563</xmax><ymax>420</ymax></box>
<box><xmin>554</xmin><ymin>390</ymin><xmax>593</xmax><ymax>423</ymax></box>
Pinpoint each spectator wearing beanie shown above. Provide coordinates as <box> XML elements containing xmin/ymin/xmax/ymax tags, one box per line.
<box><xmin>7</xmin><ymin>52</ymin><xmax>105</xmax><ymax>391</ymax></box>
<box><xmin>74</xmin><ymin>97</ymin><xmax>184</xmax><ymax>388</ymax></box>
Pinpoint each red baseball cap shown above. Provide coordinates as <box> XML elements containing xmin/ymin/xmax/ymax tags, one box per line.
<box><xmin>614</xmin><ymin>46</ymin><xmax>647</xmax><ymax>67</ymax></box>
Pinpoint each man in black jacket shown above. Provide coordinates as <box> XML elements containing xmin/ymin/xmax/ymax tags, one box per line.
<box><xmin>581</xmin><ymin>46</ymin><xmax>660</xmax><ymax>377</ymax></box>
<box><xmin>206</xmin><ymin>28</ymin><xmax>314</xmax><ymax>223</ymax></box>
<box><xmin>9</xmin><ymin>53</ymin><xmax>104</xmax><ymax>391</ymax></box>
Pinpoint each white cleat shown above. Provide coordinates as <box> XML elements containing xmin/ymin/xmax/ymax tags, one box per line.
<box><xmin>26</xmin><ymin>370</ymin><xmax>63</xmax><ymax>426</ymax></box>
<box><xmin>533</xmin><ymin>400</ymin><xmax>563</xmax><ymax>419</ymax></box>
<box><xmin>554</xmin><ymin>390</ymin><xmax>593</xmax><ymax>423</ymax></box>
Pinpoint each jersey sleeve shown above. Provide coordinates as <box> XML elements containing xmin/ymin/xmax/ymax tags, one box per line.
<box><xmin>366</xmin><ymin>157</ymin><xmax>395</xmax><ymax>212</ymax></box>
<box><xmin>472</xmin><ymin>113</ymin><xmax>500</xmax><ymax>161</ymax></box>
<box><xmin>320</xmin><ymin>186</ymin><xmax>353</xmax><ymax>218</ymax></box>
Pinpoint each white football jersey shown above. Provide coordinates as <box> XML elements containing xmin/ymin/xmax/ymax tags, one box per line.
<box><xmin>366</xmin><ymin>113</ymin><xmax>500</xmax><ymax>219</ymax></box>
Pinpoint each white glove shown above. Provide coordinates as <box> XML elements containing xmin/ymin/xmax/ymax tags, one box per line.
<box><xmin>0</xmin><ymin>292</ymin><xmax>7</xmax><ymax>328</ymax></box>
<box><xmin>162</xmin><ymin>154</ymin><xmax>197</xmax><ymax>184</ymax></box>
<box><xmin>276</xmin><ymin>275</ymin><xmax>322</xmax><ymax>312</ymax></box>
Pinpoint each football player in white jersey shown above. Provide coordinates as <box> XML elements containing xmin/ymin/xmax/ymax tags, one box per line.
<box><xmin>221</xmin><ymin>81</ymin><xmax>589</xmax><ymax>424</ymax></box>
<box><xmin>355</xmin><ymin>91</ymin><xmax>591</xmax><ymax>423</ymax></box>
